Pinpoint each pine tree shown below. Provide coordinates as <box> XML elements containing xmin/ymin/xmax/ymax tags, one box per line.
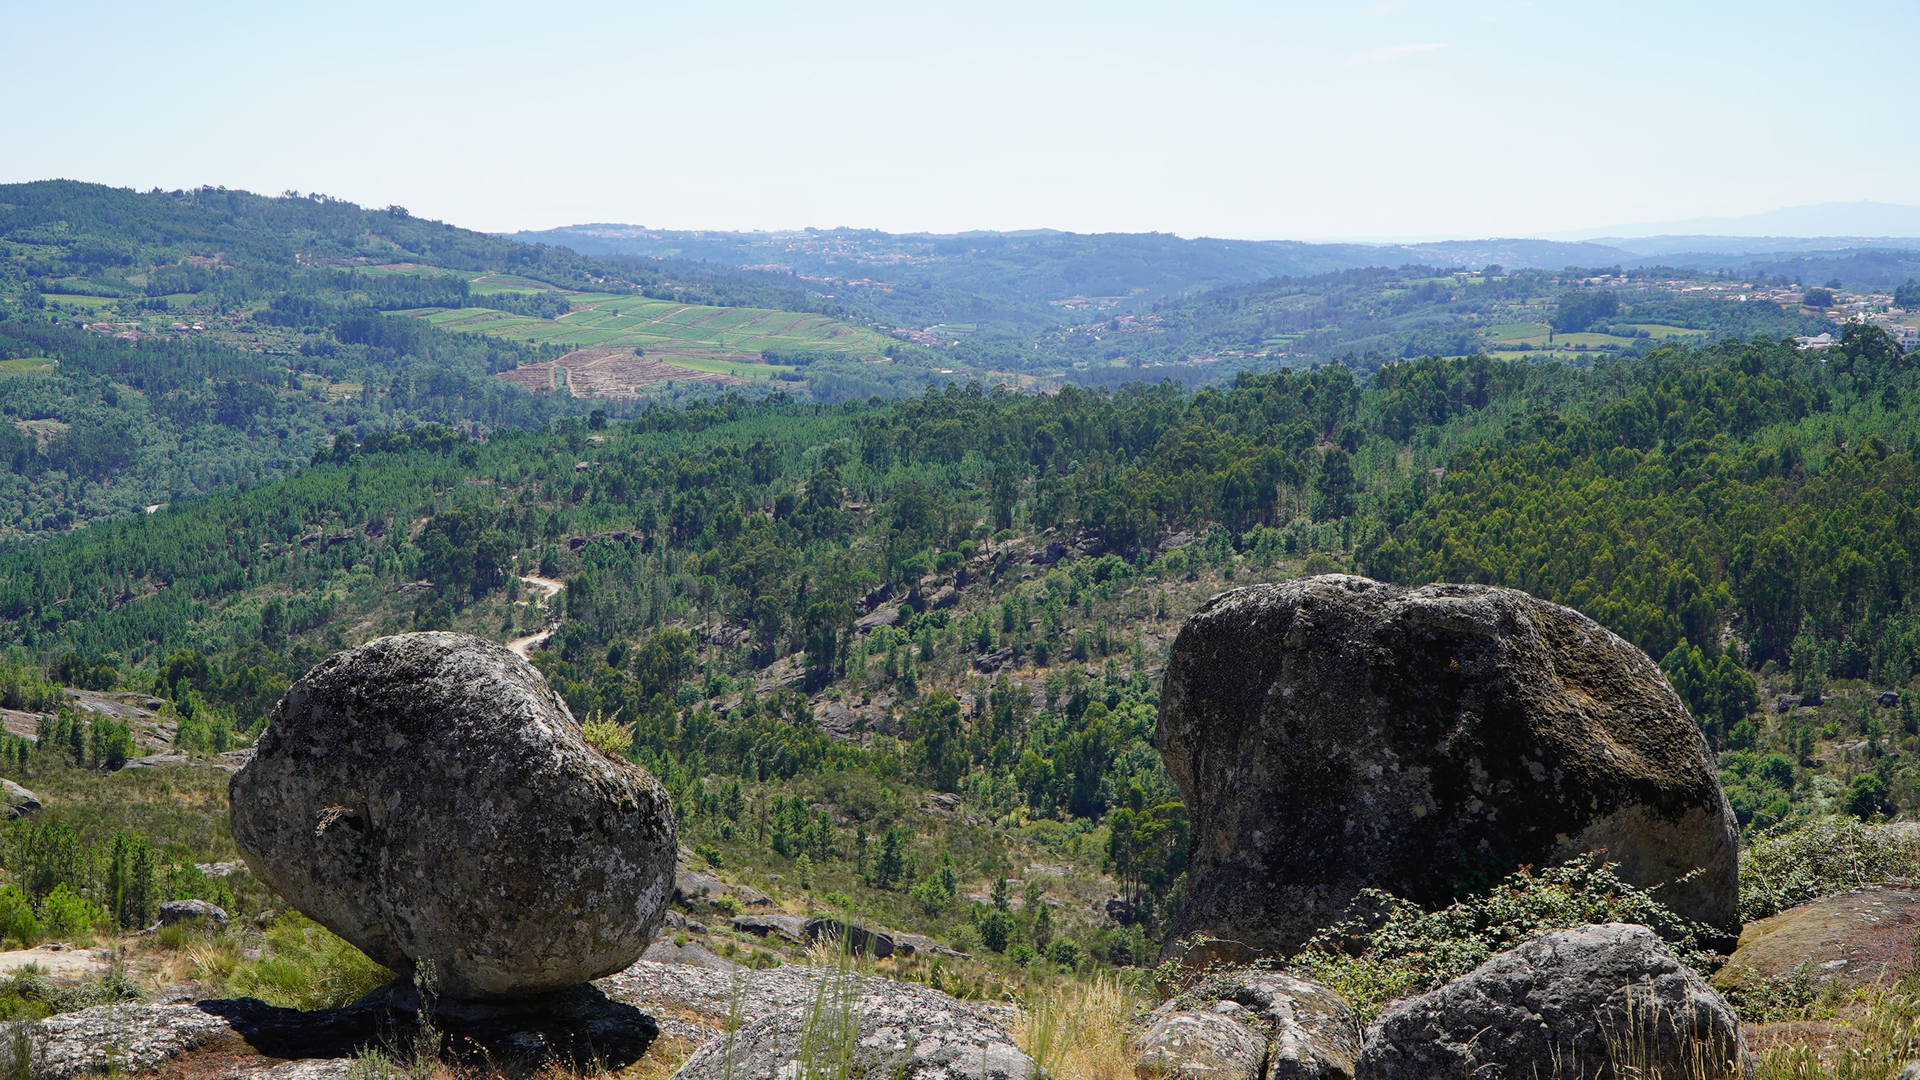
<box><xmin>873</xmin><ymin>828</ymin><xmax>906</xmax><ymax>890</ymax></box>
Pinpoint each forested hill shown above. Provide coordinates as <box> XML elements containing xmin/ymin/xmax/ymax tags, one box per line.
<box><xmin>0</xmin><ymin>182</ymin><xmax>911</xmax><ymax>540</ymax></box>
<box><xmin>2</xmin><ymin>325</ymin><xmax>1916</xmax><ymax>921</ymax></box>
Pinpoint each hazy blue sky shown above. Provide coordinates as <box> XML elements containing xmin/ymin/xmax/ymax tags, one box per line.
<box><xmin>6</xmin><ymin>0</ymin><xmax>1916</xmax><ymax>239</ymax></box>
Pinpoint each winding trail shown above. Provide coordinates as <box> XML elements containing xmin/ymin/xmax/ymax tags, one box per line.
<box><xmin>507</xmin><ymin>574</ymin><xmax>565</xmax><ymax>657</ymax></box>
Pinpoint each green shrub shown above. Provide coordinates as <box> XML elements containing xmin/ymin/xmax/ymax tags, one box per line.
<box><xmin>1739</xmin><ymin>816</ymin><xmax>1919</xmax><ymax>922</ymax></box>
<box><xmin>0</xmin><ymin>887</ymin><xmax>38</xmax><ymax>948</ymax></box>
<box><xmin>39</xmin><ymin>884</ymin><xmax>107</xmax><ymax>941</ymax></box>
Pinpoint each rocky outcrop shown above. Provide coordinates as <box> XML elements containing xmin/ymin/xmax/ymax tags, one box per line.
<box><xmin>1157</xmin><ymin>576</ymin><xmax>1740</xmax><ymax>962</ymax></box>
<box><xmin>1713</xmin><ymin>884</ymin><xmax>1920</xmax><ymax>994</ymax></box>
<box><xmin>668</xmin><ymin>974</ymin><xmax>1033</xmax><ymax>1080</ymax></box>
<box><xmin>158</xmin><ymin>899</ymin><xmax>229</xmax><ymax>926</ymax></box>
<box><xmin>643</xmin><ymin>939</ymin><xmax>744</xmax><ymax>971</ymax></box>
<box><xmin>229</xmin><ymin>632</ymin><xmax>677</xmax><ymax>1000</ymax></box>
<box><xmin>1136</xmin><ymin>973</ymin><xmax>1359</xmax><ymax>1080</ymax></box>
<box><xmin>2</xmin><ymin>778</ymin><xmax>39</xmax><ymax>818</ymax></box>
<box><xmin>1355</xmin><ymin>924</ymin><xmax>1747</xmax><ymax>1079</ymax></box>
<box><xmin>675</xmin><ymin>868</ymin><xmax>775</xmax><ymax>909</ymax></box>
<box><xmin>29</xmin><ymin>1002</ymin><xmax>240</xmax><ymax>1079</ymax></box>
<box><xmin>1134</xmin><ymin>1004</ymin><xmax>1268</xmax><ymax>1080</ymax></box>
<box><xmin>1223</xmin><ymin>974</ymin><xmax>1359</xmax><ymax>1079</ymax></box>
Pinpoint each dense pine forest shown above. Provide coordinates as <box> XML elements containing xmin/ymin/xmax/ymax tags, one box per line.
<box><xmin>0</xmin><ymin>316</ymin><xmax>1915</xmax><ymax>965</ymax></box>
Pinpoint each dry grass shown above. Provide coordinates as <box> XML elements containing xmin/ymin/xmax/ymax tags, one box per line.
<box><xmin>1015</xmin><ymin>974</ymin><xmax>1142</xmax><ymax>1080</ymax></box>
<box><xmin>1750</xmin><ymin>987</ymin><xmax>1920</xmax><ymax>1080</ymax></box>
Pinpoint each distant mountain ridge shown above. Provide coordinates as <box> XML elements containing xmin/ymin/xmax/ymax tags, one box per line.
<box><xmin>1554</xmin><ymin>200</ymin><xmax>1920</xmax><ymax>244</ymax></box>
<box><xmin>504</xmin><ymin>225</ymin><xmax>1644</xmax><ymax>311</ymax></box>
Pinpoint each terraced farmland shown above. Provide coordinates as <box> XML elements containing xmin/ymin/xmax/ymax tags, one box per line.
<box><xmin>497</xmin><ymin>348</ymin><xmax>756</xmax><ymax>399</ymax></box>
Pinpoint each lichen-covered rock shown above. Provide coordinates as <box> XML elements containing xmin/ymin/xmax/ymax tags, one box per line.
<box><xmin>1157</xmin><ymin>576</ymin><xmax>1739</xmax><ymax>962</ymax></box>
<box><xmin>28</xmin><ymin>1003</ymin><xmax>240</xmax><ymax>1079</ymax></box>
<box><xmin>669</xmin><ymin>975</ymin><xmax>1033</xmax><ymax>1080</ymax></box>
<box><xmin>1713</xmin><ymin>884</ymin><xmax>1920</xmax><ymax>994</ymax></box>
<box><xmin>1355</xmin><ymin>924</ymin><xmax>1748</xmax><ymax>1079</ymax></box>
<box><xmin>1223</xmin><ymin>974</ymin><xmax>1359</xmax><ymax>1079</ymax></box>
<box><xmin>229</xmin><ymin>632</ymin><xmax>677</xmax><ymax>1000</ymax></box>
<box><xmin>1133</xmin><ymin>1003</ymin><xmax>1268</xmax><ymax>1080</ymax></box>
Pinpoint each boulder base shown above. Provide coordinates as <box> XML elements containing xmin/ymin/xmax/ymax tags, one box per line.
<box><xmin>1156</xmin><ymin>576</ymin><xmax>1739</xmax><ymax>962</ymax></box>
<box><xmin>229</xmin><ymin>632</ymin><xmax>676</xmax><ymax>999</ymax></box>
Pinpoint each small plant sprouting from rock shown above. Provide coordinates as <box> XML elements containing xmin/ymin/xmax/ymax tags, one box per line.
<box><xmin>579</xmin><ymin>711</ymin><xmax>635</xmax><ymax>759</ymax></box>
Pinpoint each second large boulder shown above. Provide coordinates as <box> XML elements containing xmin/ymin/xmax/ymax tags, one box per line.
<box><xmin>1157</xmin><ymin>576</ymin><xmax>1739</xmax><ymax>962</ymax></box>
<box><xmin>230</xmin><ymin>632</ymin><xmax>677</xmax><ymax>1000</ymax></box>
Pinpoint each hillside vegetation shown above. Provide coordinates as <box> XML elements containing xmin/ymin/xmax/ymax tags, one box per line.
<box><xmin>0</xmin><ymin>324</ymin><xmax>1914</xmax><ymax>981</ymax></box>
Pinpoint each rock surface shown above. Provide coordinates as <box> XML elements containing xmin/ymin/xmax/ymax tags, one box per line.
<box><xmin>229</xmin><ymin>632</ymin><xmax>677</xmax><ymax>999</ymax></box>
<box><xmin>1222</xmin><ymin>973</ymin><xmax>1359</xmax><ymax>1079</ymax></box>
<box><xmin>1134</xmin><ymin>1003</ymin><xmax>1267</xmax><ymax>1080</ymax></box>
<box><xmin>1713</xmin><ymin>884</ymin><xmax>1920</xmax><ymax>993</ymax></box>
<box><xmin>643</xmin><ymin>938</ymin><xmax>745</xmax><ymax>971</ymax></box>
<box><xmin>158</xmin><ymin>898</ymin><xmax>229</xmax><ymax>926</ymax></box>
<box><xmin>669</xmin><ymin>974</ymin><xmax>1033</xmax><ymax>1080</ymax></box>
<box><xmin>1157</xmin><ymin>576</ymin><xmax>1740</xmax><ymax>961</ymax></box>
<box><xmin>21</xmin><ymin>962</ymin><xmax>1018</xmax><ymax>1080</ymax></box>
<box><xmin>1356</xmin><ymin>923</ymin><xmax>1747</xmax><ymax>1079</ymax></box>
<box><xmin>30</xmin><ymin>1003</ymin><xmax>240</xmax><ymax>1079</ymax></box>
<box><xmin>2</xmin><ymin>777</ymin><xmax>39</xmax><ymax>817</ymax></box>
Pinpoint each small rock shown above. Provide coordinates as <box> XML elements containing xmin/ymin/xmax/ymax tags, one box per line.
<box><xmin>1896</xmin><ymin>1061</ymin><xmax>1919</xmax><ymax>1080</ymax></box>
<box><xmin>1880</xmin><ymin>691</ymin><xmax>1902</xmax><ymax>708</ymax></box>
<box><xmin>643</xmin><ymin>939</ymin><xmax>745</xmax><ymax>971</ymax></box>
<box><xmin>1356</xmin><ymin>923</ymin><xmax>1748</xmax><ymax>1079</ymax></box>
<box><xmin>803</xmin><ymin>916</ymin><xmax>894</xmax><ymax>958</ymax></box>
<box><xmin>732</xmin><ymin>912</ymin><xmax>811</xmax><ymax>945</ymax></box>
<box><xmin>119</xmin><ymin>753</ymin><xmax>192</xmax><ymax>770</ymax></box>
<box><xmin>1133</xmin><ymin>1006</ymin><xmax>1267</xmax><ymax>1080</ymax></box>
<box><xmin>893</xmin><ymin>932</ymin><xmax>970</xmax><ymax>959</ymax></box>
<box><xmin>670</xmin><ymin>975</ymin><xmax>1033</xmax><ymax>1080</ymax></box>
<box><xmin>158</xmin><ymin>898</ymin><xmax>229</xmax><ymax>926</ymax></box>
<box><xmin>2</xmin><ymin>778</ymin><xmax>40</xmax><ymax>818</ymax></box>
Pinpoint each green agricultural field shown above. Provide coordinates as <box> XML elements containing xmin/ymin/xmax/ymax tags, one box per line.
<box><xmin>1622</xmin><ymin>323</ymin><xmax>1710</xmax><ymax>338</ymax></box>
<box><xmin>0</xmin><ymin>357</ymin><xmax>55</xmax><ymax>377</ymax></box>
<box><xmin>398</xmin><ymin>294</ymin><xmax>893</xmax><ymax>362</ymax></box>
<box><xmin>1486</xmin><ymin>321</ymin><xmax>1551</xmax><ymax>341</ymax></box>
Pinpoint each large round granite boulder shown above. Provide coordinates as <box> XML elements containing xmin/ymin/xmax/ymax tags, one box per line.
<box><xmin>230</xmin><ymin>632</ymin><xmax>677</xmax><ymax>999</ymax></box>
<box><xmin>1156</xmin><ymin>575</ymin><xmax>1739</xmax><ymax>963</ymax></box>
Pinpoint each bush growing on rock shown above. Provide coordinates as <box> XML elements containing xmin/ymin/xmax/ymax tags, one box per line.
<box><xmin>1257</xmin><ymin>857</ymin><xmax>1724</xmax><ymax>1019</ymax></box>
